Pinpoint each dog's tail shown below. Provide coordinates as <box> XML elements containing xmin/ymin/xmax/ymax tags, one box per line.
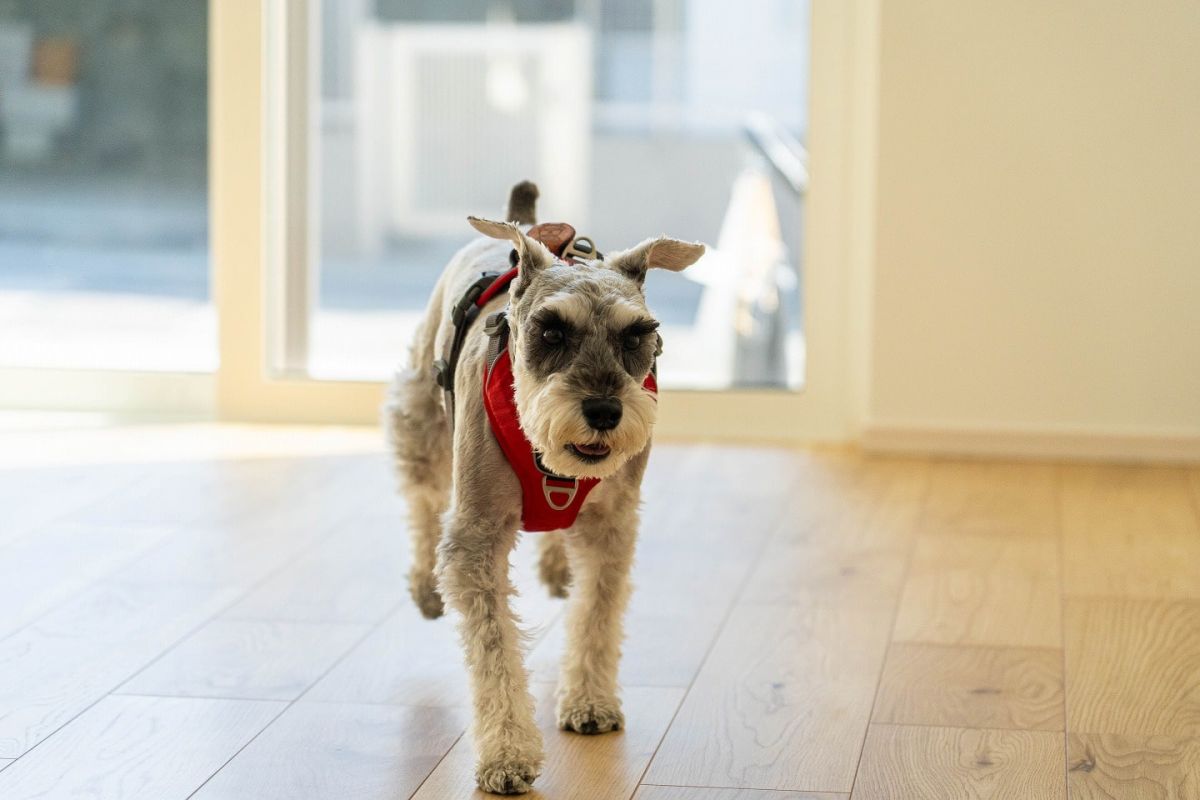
<box><xmin>506</xmin><ymin>180</ymin><xmax>539</xmax><ymax>226</ymax></box>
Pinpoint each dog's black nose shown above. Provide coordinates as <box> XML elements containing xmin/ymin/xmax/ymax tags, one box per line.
<box><xmin>581</xmin><ymin>397</ymin><xmax>622</xmax><ymax>430</ymax></box>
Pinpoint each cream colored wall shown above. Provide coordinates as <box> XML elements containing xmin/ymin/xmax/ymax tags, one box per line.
<box><xmin>865</xmin><ymin>1</ymin><xmax>1200</xmax><ymax>445</ymax></box>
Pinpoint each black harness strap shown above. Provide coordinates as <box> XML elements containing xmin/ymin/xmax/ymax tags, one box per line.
<box><xmin>484</xmin><ymin>310</ymin><xmax>510</xmax><ymax>371</ymax></box>
<box><xmin>432</xmin><ymin>228</ymin><xmax>600</xmax><ymax>431</ymax></box>
<box><xmin>433</xmin><ymin>270</ymin><xmax>508</xmax><ymax>429</ymax></box>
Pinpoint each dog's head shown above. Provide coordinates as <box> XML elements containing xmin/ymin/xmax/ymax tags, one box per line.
<box><xmin>468</xmin><ymin>215</ymin><xmax>705</xmax><ymax>479</ymax></box>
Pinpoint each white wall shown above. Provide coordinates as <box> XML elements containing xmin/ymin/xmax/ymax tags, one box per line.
<box><xmin>863</xmin><ymin>1</ymin><xmax>1200</xmax><ymax>452</ymax></box>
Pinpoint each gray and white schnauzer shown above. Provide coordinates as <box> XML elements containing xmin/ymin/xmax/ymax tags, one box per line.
<box><xmin>385</xmin><ymin>181</ymin><xmax>704</xmax><ymax>794</ymax></box>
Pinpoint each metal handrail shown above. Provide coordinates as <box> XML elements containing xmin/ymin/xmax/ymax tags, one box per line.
<box><xmin>743</xmin><ymin>113</ymin><xmax>809</xmax><ymax>196</ymax></box>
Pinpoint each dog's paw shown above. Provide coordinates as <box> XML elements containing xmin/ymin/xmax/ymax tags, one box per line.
<box><xmin>537</xmin><ymin>540</ymin><xmax>571</xmax><ymax>599</ymax></box>
<box><xmin>408</xmin><ymin>570</ymin><xmax>444</xmax><ymax>619</ymax></box>
<box><xmin>475</xmin><ymin>758</ymin><xmax>540</xmax><ymax>795</ymax></box>
<box><xmin>557</xmin><ymin>695</ymin><xmax>624</xmax><ymax>735</ymax></box>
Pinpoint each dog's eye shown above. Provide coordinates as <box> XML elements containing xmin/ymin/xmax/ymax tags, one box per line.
<box><xmin>622</xmin><ymin>333</ymin><xmax>641</xmax><ymax>351</ymax></box>
<box><xmin>541</xmin><ymin>327</ymin><xmax>565</xmax><ymax>346</ymax></box>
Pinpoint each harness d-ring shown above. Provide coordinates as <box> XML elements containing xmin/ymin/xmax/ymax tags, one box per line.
<box><xmin>541</xmin><ymin>476</ymin><xmax>579</xmax><ymax>511</ymax></box>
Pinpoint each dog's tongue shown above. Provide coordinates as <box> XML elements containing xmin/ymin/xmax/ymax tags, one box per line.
<box><xmin>574</xmin><ymin>442</ymin><xmax>611</xmax><ymax>456</ymax></box>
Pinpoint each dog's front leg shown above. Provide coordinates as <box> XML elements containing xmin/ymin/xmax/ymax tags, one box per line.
<box><xmin>556</xmin><ymin>503</ymin><xmax>637</xmax><ymax>735</ymax></box>
<box><xmin>438</xmin><ymin>514</ymin><xmax>543</xmax><ymax>794</ymax></box>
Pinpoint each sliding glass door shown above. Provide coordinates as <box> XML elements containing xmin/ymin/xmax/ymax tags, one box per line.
<box><xmin>2</xmin><ymin>0</ymin><xmax>862</xmax><ymax>439</ymax></box>
<box><xmin>299</xmin><ymin>0</ymin><xmax>810</xmax><ymax>390</ymax></box>
<box><xmin>0</xmin><ymin>1</ymin><xmax>211</xmax><ymax>372</ymax></box>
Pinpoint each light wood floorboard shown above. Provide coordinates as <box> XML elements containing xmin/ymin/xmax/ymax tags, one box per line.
<box><xmin>1064</xmin><ymin>597</ymin><xmax>1200</xmax><ymax>737</ymax></box>
<box><xmin>892</xmin><ymin>533</ymin><xmax>1061</xmax><ymax>648</ymax></box>
<box><xmin>0</xmin><ymin>521</ymin><xmax>172</xmax><ymax>641</ymax></box>
<box><xmin>0</xmin><ymin>579</ymin><xmax>244</xmax><ymax>758</ymax></box>
<box><xmin>116</xmin><ymin>619</ymin><xmax>373</xmax><ymax>701</ymax></box>
<box><xmin>0</xmin><ymin>462</ymin><xmax>149</xmax><ymax>547</ymax></box>
<box><xmin>643</xmin><ymin>599</ymin><xmax>895</xmax><ymax>793</ymax></box>
<box><xmin>221</xmin><ymin>514</ymin><xmax>408</xmax><ymax>622</ymax></box>
<box><xmin>851</xmin><ymin>724</ymin><xmax>1065</xmax><ymax>799</ymax></box>
<box><xmin>872</xmin><ymin>642</ymin><xmax>1063</xmax><ymax>731</ymax></box>
<box><xmin>303</xmin><ymin>603</ymin><xmax>471</xmax><ymax>708</ymax></box>
<box><xmin>4</xmin><ymin>425</ymin><xmax>1200</xmax><ymax>797</ymax></box>
<box><xmin>740</xmin><ymin>456</ymin><xmax>926</xmax><ymax>608</ymax></box>
<box><xmin>920</xmin><ymin>460</ymin><xmax>1057</xmax><ymax>539</ymax></box>
<box><xmin>192</xmin><ymin>702</ymin><xmax>470</xmax><ymax>800</ymax></box>
<box><xmin>1066</xmin><ymin>732</ymin><xmax>1200</xmax><ymax>799</ymax></box>
<box><xmin>0</xmin><ymin>695</ymin><xmax>284</xmax><ymax>799</ymax></box>
<box><xmin>1060</xmin><ymin>465</ymin><xmax>1200</xmax><ymax>598</ymax></box>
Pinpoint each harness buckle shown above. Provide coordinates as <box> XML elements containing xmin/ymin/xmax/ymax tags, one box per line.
<box><xmin>562</xmin><ymin>235</ymin><xmax>599</xmax><ymax>262</ymax></box>
<box><xmin>542</xmin><ymin>475</ymin><xmax>578</xmax><ymax>511</ymax></box>
<box><xmin>451</xmin><ymin>271</ymin><xmax>498</xmax><ymax>325</ymax></box>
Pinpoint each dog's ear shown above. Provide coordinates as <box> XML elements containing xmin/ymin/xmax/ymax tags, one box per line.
<box><xmin>606</xmin><ymin>237</ymin><xmax>706</xmax><ymax>284</ymax></box>
<box><xmin>467</xmin><ymin>216</ymin><xmax>553</xmax><ymax>278</ymax></box>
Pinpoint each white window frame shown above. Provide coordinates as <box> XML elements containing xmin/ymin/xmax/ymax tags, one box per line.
<box><xmin>1</xmin><ymin>0</ymin><xmax>877</xmax><ymax>443</ymax></box>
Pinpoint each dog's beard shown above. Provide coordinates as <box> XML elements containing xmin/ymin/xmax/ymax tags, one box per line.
<box><xmin>514</xmin><ymin>372</ymin><xmax>657</xmax><ymax>479</ymax></box>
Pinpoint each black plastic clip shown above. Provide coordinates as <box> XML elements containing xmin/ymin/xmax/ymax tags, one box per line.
<box><xmin>433</xmin><ymin>357</ymin><xmax>451</xmax><ymax>389</ymax></box>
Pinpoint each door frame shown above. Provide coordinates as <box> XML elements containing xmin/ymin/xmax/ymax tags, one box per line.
<box><xmin>211</xmin><ymin>0</ymin><xmax>878</xmax><ymax>440</ymax></box>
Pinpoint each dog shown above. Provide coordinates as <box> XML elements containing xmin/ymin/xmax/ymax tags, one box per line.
<box><xmin>385</xmin><ymin>181</ymin><xmax>704</xmax><ymax>794</ymax></box>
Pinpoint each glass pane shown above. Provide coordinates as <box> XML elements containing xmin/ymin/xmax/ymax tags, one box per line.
<box><xmin>312</xmin><ymin>0</ymin><xmax>808</xmax><ymax>389</ymax></box>
<box><xmin>0</xmin><ymin>2</ymin><xmax>210</xmax><ymax>371</ymax></box>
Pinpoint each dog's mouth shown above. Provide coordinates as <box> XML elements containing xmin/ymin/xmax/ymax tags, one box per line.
<box><xmin>567</xmin><ymin>442</ymin><xmax>611</xmax><ymax>463</ymax></box>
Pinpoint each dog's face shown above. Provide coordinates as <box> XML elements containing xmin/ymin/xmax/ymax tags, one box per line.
<box><xmin>469</xmin><ymin>217</ymin><xmax>705</xmax><ymax>479</ymax></box>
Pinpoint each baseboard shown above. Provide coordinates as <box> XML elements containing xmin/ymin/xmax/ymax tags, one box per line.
<box><xmin>861</xmin><ymin>422</ymin><xmax>1200</xmax><ymax>464</ymax></box>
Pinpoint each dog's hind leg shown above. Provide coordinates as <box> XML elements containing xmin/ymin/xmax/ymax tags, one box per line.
<box><xmin>438</xmin><ymin>512</ymin><xmax>543</xmax><ymax>794</ymax></box>
<box><xmin>384</xmin><ymin>367</ymin><xmax>451</xmax><ymax>619</ymax></box>
<box><xmin>536</xmin><ymin>531</ymin><xmax>571</xmax><ymax>598</ymax></box>
<box><xmin>555</xmin><ymin>502</ymin><xmax>638</xmax><ymax>735</ymax></box>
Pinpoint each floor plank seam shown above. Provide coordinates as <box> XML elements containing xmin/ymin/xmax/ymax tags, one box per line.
<box><xmin>0</xmin><ymin>548</ymin><xmax>342</xmax><ymax>766</ymax></box>
<box><xmin>111</xmin><ymin>512</ymin><xmax>372</xmax><ymax>696</ymax></box>
<box><xmin>624</xmin><ymin>464</ymin><xmax>801</xmax><ymax>799</ymax></box>
<box><xmin>404</xmin><ymin>730</ymin><xmax>467</xmax><ymax>800</ymax></box>
<box><xmin>182</xmin><ymin>599</ymin><xmax>405</xmax><ymax>800</ymax></box>
<box><xmin>639</xmin><ymin>783</ymin><xmax>840</xmax><ymax>795</ymax></box>
<box><xmin>1054</xmin><ymin>465</ymin><xmax>1072</xmax><ymax>797</ymax></box>
<box><xmin>0</xmin><ymin>466</ymin><xmax>374</xmax><ymax>653</ymax></box>
<box><xmin>0</xmin><ymin>469</ymin><xmax>148</xmax><ymax>552</ymax></box>
<box><xmin>868</xmin><ymin>721</ymin><xmax>1067</xmax><ymax>735</ymax></box>
<box><xmin>0</xmin><ymin>526</ymin><xmax>178</xmax><ymax>649</ymax></box>
<box><xmin>108</xmin><ymin>691</ymin><xmax>309</xmax><ymax>704</ymax></box>
<box><xmin>885</xmin><ymin>639</ymin><xmax>1062</xmax><ymax>654</ymax></box>
<box><xmin>847</xmin><ymin>463</ymin><xmax>933</xmax><ymax>799</ymax></box>
<box><xmin>1060</xmin><ymin>593</ymin><xmax>1200</xmax><ymax>602</ymax></box>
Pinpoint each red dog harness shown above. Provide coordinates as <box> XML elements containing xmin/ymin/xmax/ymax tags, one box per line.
<box><xmin>434</xmin><ymin>225</ymin><xmax>657</xmax><ymax>532</ymax></box>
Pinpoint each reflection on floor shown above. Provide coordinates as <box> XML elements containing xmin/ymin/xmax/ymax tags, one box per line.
<box><xmin>0</xmin><ymin>422</ymin><xmax>1197</xmax><ymax>798</ymax></box>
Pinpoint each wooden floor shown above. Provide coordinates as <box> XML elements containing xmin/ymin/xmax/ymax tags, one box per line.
<box><xmin>1</xmin><ymin>421</ymin><xmax>1198</xmax><ymax>799</ymax></box>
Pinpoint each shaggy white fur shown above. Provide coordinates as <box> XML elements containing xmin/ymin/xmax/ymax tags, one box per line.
<box><xmin>385</xmin><ymin>182</ymin><xmax>703</xmax><ymax>794</ymax></box>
